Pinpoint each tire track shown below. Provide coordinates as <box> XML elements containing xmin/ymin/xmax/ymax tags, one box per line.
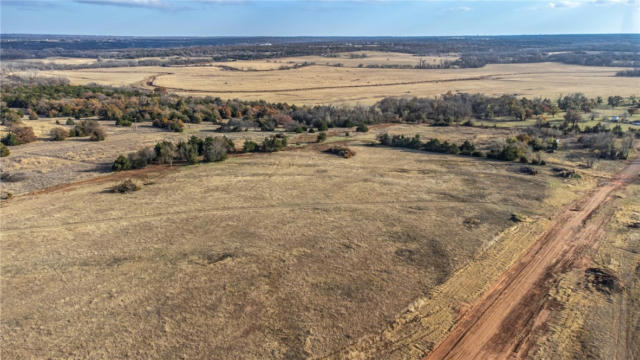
<box><xmin>424</xmin><ymin>154</ymin><xmax>640</xmax><ymax>359</ymax></box>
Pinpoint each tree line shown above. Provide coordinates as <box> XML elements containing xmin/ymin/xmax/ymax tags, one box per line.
<box><xmin>5</xmin><ymin>84</ymin><xmax>635</xmax><ymax>132</ymax></box>
<box><xmin>3</xmin><ymin>34</ymin><xmax>638</xmax><ymax>69</ymax></box>
<box><xmin>113</xmin><ymin>134</ymin><xmax>288</xmax><ymax>171</ymax></box>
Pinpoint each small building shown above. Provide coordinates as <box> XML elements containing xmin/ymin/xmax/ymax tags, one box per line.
<box><xmin>611</xmin><ymin>116</ymin><xmax>619</xmax><ymax>122</ymax></box>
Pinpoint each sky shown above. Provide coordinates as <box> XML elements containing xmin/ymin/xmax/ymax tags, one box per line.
<box><xmin>1</xmin><ymin>0</ymin><xmax>638</xmax><ymax>36</ymax></box>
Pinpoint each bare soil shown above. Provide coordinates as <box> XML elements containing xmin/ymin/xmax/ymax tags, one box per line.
<box><xmin>425</xmin><ymin>153</ymin><xmax>640</xmax><ymax>359</ymax></box>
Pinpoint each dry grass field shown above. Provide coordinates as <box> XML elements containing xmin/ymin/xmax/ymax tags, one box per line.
<box><xmin>2</xmin><ymin>50</ymin><xmax>639</xmax><ymax>359</ymax></box>
<box><xmin>221</xmin><ymin>51</ymin><xmax>459</xmax><ymax>70</ymax></box>
<box><xmin>35</xmin><ymin>60</ymin><xmax>639</xmax><ymax>105</ymax></box>
<box><xmin>0</xmin><ymin>118</ymin><xmax>299</xmax><ymax>195</ymax></box>
<box><xmin>2</xmin><ymin>124</ymin><xmax>614</xmax><ymax>358</ymax></box>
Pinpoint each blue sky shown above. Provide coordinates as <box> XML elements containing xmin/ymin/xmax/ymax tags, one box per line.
<box><xmin>1</xmin><ymin>0</ymin><xmax>638</xmax><ymax>36</ymax></box>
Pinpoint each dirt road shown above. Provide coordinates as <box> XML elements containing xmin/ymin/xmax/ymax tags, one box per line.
<box><xmin>426</xmin><ymin>154</ymin><xmax>640</xmax><ymax>360</ymax></box>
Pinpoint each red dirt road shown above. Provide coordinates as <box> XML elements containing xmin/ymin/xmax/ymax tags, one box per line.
<box><xmin>426</xmin><ymin>155</ymin><xmax>640</xmax><ymax>360</ymax></box>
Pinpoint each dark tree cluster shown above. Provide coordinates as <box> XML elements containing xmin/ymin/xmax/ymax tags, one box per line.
<box><xmin>377</xmin><ymin>133</ymin><xmax>483</xmax><ymax>157</ymax></box>
<box><xmin>615</xmin><ymin>69</ymin><xmax>640</xmax><ymax>77</ymax></box>
<box><xmin>113</xmin><ymin>134</ymin><xmax>287</xmax><ymax>171</ymax></box>
<box><xmin>377</xmin><ymin>93</ymin><xmax>562</xmax><ymax>123</ymax></box>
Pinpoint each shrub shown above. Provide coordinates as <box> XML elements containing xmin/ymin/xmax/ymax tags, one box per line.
<box><xmin>377</xmin><ymin>133</ymin><xmax>391</xmax><ymax>146</ymax></box>
<box><xmin>2</xmin><ymin>126</ymin><xmax>37</xmax><ymax>146</ymax></box>
<box><xmin>242</xmin><ymin>140</ymin><xmax>259</xmax><ymax>153</ymax></box>
<box><xmin>552</xmin><ymin>167</ymin><xmax>580</xmax><ymax>179</ymax></box>
<box><xmin>487</xmin><ymin>141</ymin><xmax>528</xmax><ymax>162</ymax></box>
<box><xmin>154</xmin><ymin>141</ymin><xmax>176</xmax><ymax>165</ymax></box>
<box><xmin>519</xmin><ymin>166</ymin><xmax>538</xmax><ymax>175</ymax></box>
<box><xmin>189</xmin><ymin>136</ymin><xmax>204</xmax><ymax>155</ymax></box>
<box><xmin>116</xmin><ymin>118</ymin><xmax>133</xmax><ymax>127</ymax></box>
<box><xmin>203</xmin><ymin>137</ymin><xmax>228</xmax><ymax>162</ymax></box>
<box><xmin>27</xmin><ymin>108</ymin><xmax>38</xmax><ymax>120</ymax></box>
<box><xmin>1</xmin><ymin>133</ymin><xmax>18</xmax><ymax>146</ymax></box>
<box><xmin>71</xmin><ymin>119</ymin><xmax>106</xmax><ymax>140</ymax></box>
<box><xmin>152</xmin><ymin>118</ymin><xmax>184</xmax><ymax>132</ymax></box>
<box><xmin>260</xmin><ymin>134</ymin><xmax>288</xmax><ymax>152</ymax></box>
<box><xmin>128</xmin><ymin>147</ymin><xmax>155</xmax><ymax>169</ymax></box>
<box><xmin>89</xmin><ymin>127</ymin><xmax>106</xmax><ymax>141</ymax></box>
<box><xmin>356</xmin><ymin>123</ymin><xmax>369</xmax><ymax>132</ymax></box>
<box><xmin>112</xmin><ymin>155</ymin><xmax>131</xmax><ymax>171</ymax></box>
<box><xmin>323</xmin><ymin>146</ymin><xmax>356</xmax><ymax>158</ymax></box>
<box><xmin>176</xmin><ymin>141</ymin><xmax>199</xmax><ymax>164</ymax></box>
<box><xmin>65</xmin><ymin>118</ymin><xmax>75</xmax><ymax>125</ymax></box>
<box><xmin>1</xmin><ymin>108</ymin><xmax>22</xmax><ymax>126</ymax></box>
<box><xmin>0</xmin><ymin>172</ymin><xmax>26</xmax><ymax>182</ymax></box>
<box><xmin>111</xmin><ymin>179</ymin><xmax>140</xmax><ymax>193</ymax></box>
<box><xmin>0</xmin><ymin>144</ymin><xmax>9</xmax><ymax>157</ymax></box>
<box><xmin>50</xmin><ymin>127</ymin><xmax>69</xmax><ymax>141</ymax></box>
<box><xmin>459</xmin><ymin>140</ymin><xmax>476</xmax><ymax>155</ymax></box>
<box><xmin>317</xmin><ymin>132</ymin><xmax>327</xmax><ymax>143</ymax></box>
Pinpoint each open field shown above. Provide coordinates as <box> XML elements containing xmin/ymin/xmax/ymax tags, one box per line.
<box><xmin>0</xmin><ymin>118</ymin><xmax>296</xmax><ymax>195</ymax></box>
<box><xmin>0</xmin><ymin>119</ymin><xmax>518</xmax><ymax>196</ymax></box>
<box><xmin>2</xmin><ymin>49</ymin><xmax>639</xmax><ymax>359</ymax></box>
<box><xmin>215</xmin><ymin>51</ymin><xmax>459</xmax><ymax>70</ymax></box>
<box><xmin>35</xmin><ymin>61</ymin><xmax>639</xmax><ymax>105</ymax></box>
<box><xmin>1</xmin><ymin>117</ymin><xmax>627</xmax><ymax>197</ymax></box>
<box><xmin>2</xmin><ymin>124</ymin><xmax>620</xmax><ymax>358</ymax></box>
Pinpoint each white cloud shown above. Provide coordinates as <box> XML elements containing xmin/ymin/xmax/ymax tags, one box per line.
<box><xmin>547</xmin><ymin>0</ymin><xmax>638</xmax><ymax>7</ymax></box>
<box><xmin>548</xmin><ymin>1</ymin><xmax>582</xmax><ymax>8</ymax></box>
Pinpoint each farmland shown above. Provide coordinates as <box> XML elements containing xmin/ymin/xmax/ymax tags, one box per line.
<box><xmin>29</xmin><ymin>56</ymin><xmax>639</xmax><ymax>105</ymax></box>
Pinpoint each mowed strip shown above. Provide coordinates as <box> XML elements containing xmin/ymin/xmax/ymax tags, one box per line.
<box><xmin>425</xmin><ymin>154</ymin><xmax>640</xmax><ymax>360</ymax></box>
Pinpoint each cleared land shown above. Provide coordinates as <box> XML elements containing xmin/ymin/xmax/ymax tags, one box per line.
<box><xmin>35</xmin><ymin>61</ymin><xmax>640</xmax><ymax>105</ymax></box>
<box><xmin>3</xmin><ymin>118</ymin><xmax>631</xmax><ymax>358</ymax></box>
<box><xmin>532</xmin><ymin>180</ymin><xmax>640</xmax><ymax>360</ymax></box>
<box><xmin>426</xmin><ymin>154</ymin><xmax>640</xmax><ymax>360</ymax></box>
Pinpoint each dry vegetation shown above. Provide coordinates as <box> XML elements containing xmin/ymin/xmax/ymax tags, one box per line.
<box><xmin>2</xmin><ymin>131</ymin><xmax>614</xmax><ymax>358</ymax></box>
<box><xmin>531</xmin><ymin>181</ymin><xmax>640</xmax><ymax>360</ymax></box>
<box><xmin>1</xmin><ymin>111</ymin><xmax>635</xmax><ymax>358</ymax></box>
<box><xmin>0</xmin><ymin>118</ymin><xmax>297</xmax><ymax>195</ymax></box>
<box><xmin>2</xmin><ymin>50</ymin><xmax>639</xmax><ymax>359</ymax></box>
<box><xmin>33</xmin><ymin>61</ymin><xmax>639</xmax><ymax>105</ymax></box>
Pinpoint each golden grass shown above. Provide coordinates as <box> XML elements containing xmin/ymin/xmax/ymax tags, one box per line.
<box><xmin>37</xmin><ymin>60</ymin><xmax>640</xmax><ymax>106</ymax></box>
<box><xmin>531</xmin><ymin>182</ymin><xmax>640</xmax><ymax>359</ymax></box>
<box><xmin>1</xmin><ymin>123</ymin><xmax>602</xmax><ymax>358</ymax></box>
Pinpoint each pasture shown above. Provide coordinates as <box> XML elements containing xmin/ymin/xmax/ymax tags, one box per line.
<box><xmin>1</xmin><ymin>124</ymin><xmax>611</xmax><ymax>358</ymax></box>
<box><xmin>32</xmin><ymin>56</ymin><xmax>640</xmax><ymax>105</ymax></box>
